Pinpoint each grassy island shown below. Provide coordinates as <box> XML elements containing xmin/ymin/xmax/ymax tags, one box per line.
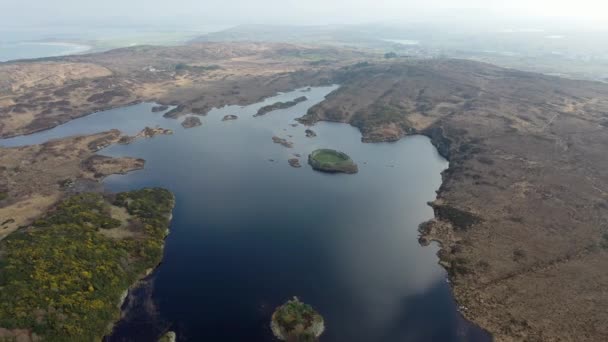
<box><xmin>308</xmin><ymin>149</ymin><xmax>358</xmax><ymax>174</ymax></box>
<box><xmin>271</xmin><ymin>297</ymin><xmax>324</xmax><ymax>342</ymax></box>
<box><xmin>0</xmin><ymin>188</ymin><xmax>174</xmax><ymax>341</ymax></box>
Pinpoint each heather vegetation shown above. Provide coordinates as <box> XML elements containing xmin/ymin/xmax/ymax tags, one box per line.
<box><xmin>0</xmin><ymin>188</ymin><xmax>174</xmax><ymax>341</ymax></box>
<box><xmin>271</xmin><ymin>297</ymin><xmax>324</xmax><ymax>342</ymax></box>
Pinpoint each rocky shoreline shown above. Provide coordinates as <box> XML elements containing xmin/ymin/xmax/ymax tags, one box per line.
<box><xmin>295</xmin><ymin>60</ymin><xmax>608</xmax><ymax>341</ymax></box>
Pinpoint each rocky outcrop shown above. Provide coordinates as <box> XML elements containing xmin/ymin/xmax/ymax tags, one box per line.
<box><xmin>118</xmin><ymin>127</ymin><xmax>173</xmax><ymax>145</ymax></box>
<box><xmin>288</xmin><ymin>158</ymin><xmax>301</xmax><ymax>168</ymax></box>
<box><xmin>163</xmin><ymin>105</ymin><xmax>186</xmax><ymax>119</ymax></box>
<box><xmin>272</xmin><ymin>136</ymin><xmax>293</xmax><ymax>148</ymax></box>
<box><xmin>181</xmin><ymin>116</ymin><xmax>202</xmax><ymax>128</ymax></box>
<box><xmin>151</xmin><ymin>105</ymin><xmax>169</xmax><ymax>113</ymax></box>
<box><xmin>222</xmin><ymin>114</ymin><xmax>238</xmax><ymax>121</ymax></box>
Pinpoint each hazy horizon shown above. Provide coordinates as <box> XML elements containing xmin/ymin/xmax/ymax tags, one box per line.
<box><xmin>2</xmin><ymin>0</ymin><xmax>608</xmax><ymax>32</ymax></box>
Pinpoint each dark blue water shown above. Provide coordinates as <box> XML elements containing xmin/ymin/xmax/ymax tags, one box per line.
<box><xmin>0</xmin><ymin>86</ymin><xmax>490</xmax><ymax>341</ymax></box>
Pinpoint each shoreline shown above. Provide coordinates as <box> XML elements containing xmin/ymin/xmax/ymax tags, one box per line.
<box><xmin>0</xmin><ymin>41</ymin><xmax>92</xmax><ymax>63</ymax></box>
<box><xmin>105</xmin><ymin>197</ymin><xmax>175</xmax><ymax>340</ymax></box>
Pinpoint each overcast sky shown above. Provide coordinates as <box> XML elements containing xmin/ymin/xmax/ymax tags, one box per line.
<box><xmin>2</xmin><ymin>0</ymin><xmax>608</xmax><ymax>29</ymax></box>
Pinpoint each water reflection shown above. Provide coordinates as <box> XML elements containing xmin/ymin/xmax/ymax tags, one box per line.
<box><xmin>1</xmin><ymin>86</ymin><xmax>489</xmax><ymax>341</ymax></box>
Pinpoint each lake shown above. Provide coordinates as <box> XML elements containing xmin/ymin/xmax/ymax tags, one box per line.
<box><xmin>0</xmin><ymin>86</ymin><xmax>490</xmax><ymax>341</ymax></box>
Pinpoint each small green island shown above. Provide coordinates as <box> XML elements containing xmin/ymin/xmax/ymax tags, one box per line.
<box><xmin>0</xmin><ymin>188</ymin><xmax>174</xmax><ymax>341</ymax></box>
<box><xmin>271</xmin><ymin>297</ymin><xmax>325</xmax><ymax>342</ymax></box>
<box><xmin>308</xmin><ymin>149</ymin><xmax>358</xmax><ymax>174</ymax></box>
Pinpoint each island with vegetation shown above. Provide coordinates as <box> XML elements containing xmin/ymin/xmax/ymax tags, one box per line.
<box><xmin>308</xmin><ymin>149</ymin><xmax>358</xmax><ymax>174</ymax></box>
<box><xmin>0</xmin><ymin>188</ymin><xmax>175</xmax><ymax>341</ymax></box>
<box><xmin>255</xmin><ymin>96</ymin><xmax>308</xmax><ymax>117</ymax></box>
<box><xmin>271</xmin><ymin>297</ymin><xmax>324</xmax><ymax>342</ymax></box>
<box><xmin>158</xmin><ymin>331</ymin><xmax>177</xmax><ymax>342</ymax></box>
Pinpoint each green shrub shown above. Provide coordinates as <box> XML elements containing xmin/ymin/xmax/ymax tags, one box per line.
<box><xmin>0</xmin><ymin>189</ymin><xmax>174</xmax><ymax>341</ymax></box>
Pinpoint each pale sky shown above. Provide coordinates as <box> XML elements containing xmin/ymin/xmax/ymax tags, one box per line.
<box><xmin>2</xmin><ymin>0</ymin><xmax>608</xmax><ymax>29</ymax></box>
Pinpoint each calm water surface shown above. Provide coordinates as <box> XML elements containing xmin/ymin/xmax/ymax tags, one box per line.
<box><xmin>0</xmin><ymin>86</ymin><xmax>490</xmax><ymax>341</ymax></box>
<box><xmin>0</xmin><ymin>41</ymin><xmax>90</xmax><ymax>62</ymax></box>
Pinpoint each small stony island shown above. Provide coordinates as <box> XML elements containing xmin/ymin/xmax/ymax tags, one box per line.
<box><xmin>271</xmin><ymin>297</ymin><xmax>325</xmax><ymax>342</ymax></box>
<box><xmin>222</xmin><ymin>114</ymin><xmax>238</xmax><ymax>121</ymax></box>
<box><xmin>288</xmin><ymin>158</ymin><xmax>302</xmax><ymax>168</ymax></box>
<box><xmin>255</xmin><ymin>96</ymin><xmax>308</xmax><ymax>117</ymax></box>
<box><xmin>272</xmin><ymin>136</ymin><xmax>294</xmax><ymax>148</ymax></box>
<box><xmin>308</xmin><ymin>149</ymin><xmax>358</xmax><ymax>174</ymax></box>
<box><xmin>181</xmin><ymin>116</ymin><xmax>202</xmax><ymax>128</ymax></box>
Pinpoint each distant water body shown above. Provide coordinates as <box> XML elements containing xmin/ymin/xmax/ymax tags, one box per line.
<box><xmin>0</xmin><ymin>87</ymin><xmax>491</xmax><ymax>342</ymax></box>
<box><xmin>382</xmin><ymin>39</ymin><xmax>420</xmax><ymax>46</ymax></box>
<box><xmin>0</xmin><ymin>41</ymin><xmax>90</xmax><ymax>62</ymax></box>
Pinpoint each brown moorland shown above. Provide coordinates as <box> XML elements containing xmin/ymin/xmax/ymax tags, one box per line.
<box><xmin>300</xmin><ymin>59</ymin><xmax>608</xmax><ymax>342</ymax></box>
<box><xmin>0</xmin><ymin>42</ymin><xmax>373</xmax><ymax>138</ymax></box>
<box><xmin>1</xmin><ymin>42</ymin><xmax>608</xmax><ymax>341</ymax></box>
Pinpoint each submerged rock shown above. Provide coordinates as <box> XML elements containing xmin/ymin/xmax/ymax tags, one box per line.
<box><xmin>181</xmin><ymin>116</ymin><xmax>202</xmax><ymax>128</ymax></box>
<box><xmin>288</xmin><ymin>158</ymin><xmax>301</xmax><ymax>168</ymax></box>
<box><xmin>308</xmin><ymin>149</ymin><xmax>358</xmax><ymax>174</ymax></box>
<box><xmin>222</xmin><ymin>114</ymin><xmax>239</xmax><ymax>121</ymax></box>
<box><xmin>151</xmin><ymin>105</ymin><xmax>169</xmax><ymax>113</ymax></box>
<box><xmin>305</xmin><ymin>129</ymin><xmax>317</xmax><ymax>138</ymax></box>
<box><xmin>271</xmin><ymin>297</ymin><xmax>324</xmax><ymax>342</ymax></box>
<box><xmin>272</xmin><ymin>136</ymin><xmax>294</xmax><ymax>148</ymax></box>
